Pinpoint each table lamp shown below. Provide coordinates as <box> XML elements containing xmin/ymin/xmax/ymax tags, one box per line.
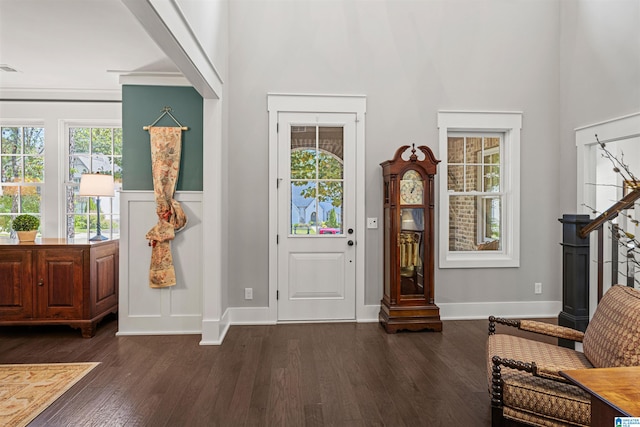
<box><xmin>79</xmin><ymin>173</ymin><xmax>115</xmax><ymax>241</ymax></box>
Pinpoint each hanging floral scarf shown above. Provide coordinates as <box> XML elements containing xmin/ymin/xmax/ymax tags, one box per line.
<box><xmin>145</xmin><ymin>127</ymin><xmax>188</xmax><ymax>288</ymax></box>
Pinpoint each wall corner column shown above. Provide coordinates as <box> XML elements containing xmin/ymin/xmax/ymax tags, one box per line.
<box><xmin>200</xmin><ymin>97</ymin><xmax>228</xmax><ymax>345</ymax></box>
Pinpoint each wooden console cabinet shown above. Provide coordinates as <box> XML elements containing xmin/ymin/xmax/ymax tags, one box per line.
<box><xmin>0</xmin><ymin>239</ymin><xmax>118</xmax><ymax>337</ymax></box>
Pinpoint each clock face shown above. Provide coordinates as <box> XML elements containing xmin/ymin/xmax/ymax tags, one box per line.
<box><xmin>400</xmin><ymin>170</ymin><xmax>424</xmax><ymax>205</ymax></box>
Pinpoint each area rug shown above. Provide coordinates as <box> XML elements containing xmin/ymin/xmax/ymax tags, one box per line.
<box><xmin>0</xmin><ymin>362</ymin><xmax>99</xmax><ymax>427</ymax></box>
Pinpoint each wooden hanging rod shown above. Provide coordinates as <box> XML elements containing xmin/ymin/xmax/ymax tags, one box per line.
<box><xmin>143</xmin><ymin>106</ymin><xmax>189</xmax><ymax>131</ymax></box>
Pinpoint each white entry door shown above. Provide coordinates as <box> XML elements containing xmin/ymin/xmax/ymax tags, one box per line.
<box><xmin>277</xmin><ymin>112</ymin><xmax>357</xmax><ymax>321</ymax></box>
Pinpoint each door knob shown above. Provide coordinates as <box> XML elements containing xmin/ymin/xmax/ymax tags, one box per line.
<box><xmin>348</xmin><ymin>240</ymin><xmax>354</xmax><ymax>246</ymax></box>
<box><xmin>348</xmin><ymin>228</ymin><xmax>354</xmax><ymax>234</ymax></box>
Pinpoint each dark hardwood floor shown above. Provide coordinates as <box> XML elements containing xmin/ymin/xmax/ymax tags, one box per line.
<box><xmin>0</xmin><ymin>316</ymin><xmax>555</xmax><ymax>427</ymax></box>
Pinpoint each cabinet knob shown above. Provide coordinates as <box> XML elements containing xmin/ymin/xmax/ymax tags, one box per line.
<box><xmin>37</xmin><ymin>279</ymin><xmax>44</xmax><ymax>286</ymax></box>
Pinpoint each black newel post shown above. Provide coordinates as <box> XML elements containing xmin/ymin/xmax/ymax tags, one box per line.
<box><xmin>558</xmin><ymin>214</ymin><xmax>591</xmax><ymax>349</ymax></box>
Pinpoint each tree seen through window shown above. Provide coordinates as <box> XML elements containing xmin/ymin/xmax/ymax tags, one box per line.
<box><xmin>0</xmin><ymin>126</ymin><xmax>44</xmax><ymax>237</ymax></box>
<box><xmin>66</xmin><ymin>127</ymin><xmax>122</xmax><ymax>240</ymax></box>
<box><xmin>290</xmin><ymin>126</ymin><xmax>344</xmax><ymax>235</ymax></box>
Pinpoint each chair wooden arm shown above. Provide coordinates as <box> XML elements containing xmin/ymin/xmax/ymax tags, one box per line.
<box><xmin>488</xmin><ymin>316</ymin><xmax>584</xmax><ymax>342</ymax></box>
<box><xmin>519</xmin><ymin>320</ymin><xmax>584</xmax><ymax>342</ymax></box>
<box><xmin>488</xmin><ymin>316</ymin><xmax>520</xmax><ymax>335</ymax></box>
<box><xmin>534</xmin><ymin>364</ymin><xmax>575</xmax><ymax>382</ymax></box>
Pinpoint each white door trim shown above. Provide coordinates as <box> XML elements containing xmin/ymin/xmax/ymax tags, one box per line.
<box><xmin>267</xmin><ymin>93</ymin><xmax>366</xmax><ymax>323</ymax></box>
<box><xmin>575</xmin><ymin>111</ymin><xmax>640</xmax><ymax>317</ymax></box>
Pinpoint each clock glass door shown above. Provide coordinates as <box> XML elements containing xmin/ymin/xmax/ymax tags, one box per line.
<box><xmin>399</xmin><ymin>168</ymin><xmax>425</xmax><ymax>299</ymax></box>
<box><xmin>399</xmin><ymin>208</ymin><xmax>424</xmax><ymax>298</ymax></box>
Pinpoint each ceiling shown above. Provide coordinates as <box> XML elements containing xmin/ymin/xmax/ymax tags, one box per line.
<box><xmin>0</xmin><ymin>0</ymin><xmax>178</xmax><ymax>99</ymax></box>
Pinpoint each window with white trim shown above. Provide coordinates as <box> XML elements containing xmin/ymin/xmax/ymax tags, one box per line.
<box><xmin>0</xmin><ymin>125</ymin><xmax>44</xmax><ymax>237</ymax></box>
<box><xmin>438</xmin><ymin>111</ymin><xmax>522</xmax><ymax>268</ymax></box>
<box><xmin>65</xmin><ymin>126</ymin><xmax>122</xmax><ymax>240</ymax></box>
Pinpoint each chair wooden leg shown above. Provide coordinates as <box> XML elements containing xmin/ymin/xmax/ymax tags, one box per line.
<box><xmin>491</xmin><ymin>405</ymin><xmax>505</xmax><ymax>427</ymax></box>
<box><xmin>490</xmin><ymin>355</ymin><xmax>540</xmax><ymax>427</ymax></box>
<box><xmin>491</xmin><ymin>356</ymin><xmax>505</xmax><ymax>427</ymax></box>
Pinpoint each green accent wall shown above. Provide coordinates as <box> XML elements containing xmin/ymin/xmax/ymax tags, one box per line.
<box><xmin>122</xmin><ymin>85</ymin><xmax>203</xmax><ymax>191</ymax></box>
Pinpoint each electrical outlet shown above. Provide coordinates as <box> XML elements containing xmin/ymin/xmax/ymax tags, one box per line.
<box><xmin>367</xmin><ymin>217</ymin><xmax>378</xmax><ymax>229</ymax></box>
<box><xmin>534</xmin><ymin>282</ymin><xmax>542</xmax><ymax>294</ymax></box>
<box><xmin>244</xmin><ymin>288</ymin><xmax>253</xmax><ymax>300</ymax></box>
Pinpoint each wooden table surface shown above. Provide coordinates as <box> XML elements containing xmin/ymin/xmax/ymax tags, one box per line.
<box><xmin>561</xmin><ymin>366</ymin><xmax>640</xmax><ymax>417</ymax></box>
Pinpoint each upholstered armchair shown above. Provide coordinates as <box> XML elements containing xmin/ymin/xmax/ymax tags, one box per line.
<box><xmin>486</xmin><ymin>285</ymin><xmax>640</xmax><ymax>427</ymax></box>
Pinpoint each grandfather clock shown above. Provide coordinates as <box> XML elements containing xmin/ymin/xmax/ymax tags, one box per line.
<box><xmin>379</xmin><ymin>144</ymin><xmax>442</xmax><ymax>333</ymax></box>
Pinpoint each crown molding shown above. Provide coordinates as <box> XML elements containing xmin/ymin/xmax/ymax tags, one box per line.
<box><xmin>117</xmin><ymin>71</ymin><xmax>190</xmax><ymax>87</ymax></box>
<box><xmin>0</xmin><ymin>88</ymin><xmax>122</xmax><ymax>102</ymax></box>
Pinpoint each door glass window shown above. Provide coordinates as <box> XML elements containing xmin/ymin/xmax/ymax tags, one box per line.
<box><xmin>290</xmin><ymin>126</ymin><xmax>344</xmax><ymax>236</ymax></box>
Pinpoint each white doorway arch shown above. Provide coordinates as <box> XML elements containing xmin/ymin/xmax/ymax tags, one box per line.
<box><xmin>575</xmin><ymin>112</ymin><xmax>640</xmax><ymax>316</ymax></box>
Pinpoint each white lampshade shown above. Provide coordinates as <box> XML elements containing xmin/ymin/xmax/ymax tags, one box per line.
<box><xmin>79</xmin><ymin>173</ymin><xmax>115</xmax><ymax>197</ymax></box>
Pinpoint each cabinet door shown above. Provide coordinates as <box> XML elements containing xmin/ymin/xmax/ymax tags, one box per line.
<box><xmin>91</xmin><ymin>242</ymin><xmax>118</xmax><ymax>316</ymax></box>
<box><xmin>35</xmin><ymin>249</ymin><xmax>84</xmax><ymax>319</ymax></box>
<box><xmin>0</xmin><ymin>249</ymin><xmax>33</xmax><ymax>319</ymax></box>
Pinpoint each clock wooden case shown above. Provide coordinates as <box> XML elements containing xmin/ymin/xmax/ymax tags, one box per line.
<box><xmin>379</xmin><ymin>144</ymin><xmax>442</xmax><ymax>333</ymax></box>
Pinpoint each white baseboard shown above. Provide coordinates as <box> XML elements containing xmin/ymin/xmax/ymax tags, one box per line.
<box><xmin>229</xmin><ymin>307</ymin><xmax>277</xmax><ymax>325</ymax></box>
<box><xmin>128</xmin><ymin>300</ymin><xmax>562</xmax><ymax>345</ymax></box>
<box><xmin>438</xmin><ymin>300</ymin><xmax>562</xmax><ymax>320</ymax></box>
<box><xmin>225</xmin><ymin>304</ymin><xmax>381</xmax><ymax>326</ymax></box>
<box><xmin>200</xmin><ymin>308</ymin><xmax>231</xmax><ymax>345</ymax></box>
<box><xmin>116</xmin><ymin>313</ymin><xmax>202</xmax><ymax>337</ymax></box>
<box><xmin>116</xmin><ymin>328</ymin><xmax>201</xmax><ymax>336</ymax></box>
<box><xmin>357</xmin><ymin>304</ymin><xmax>381</xmax><ymax>322</ymax></box>
<box><xmin>220</xmin><ymin>301</ymin><xmax>561</xmax><ymax>326</ymax></box>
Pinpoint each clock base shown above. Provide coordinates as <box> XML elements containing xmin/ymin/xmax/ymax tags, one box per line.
<box><xmin>379</xmin><ymin>303</ymin><xmax>442</xmax><ymax>333</ymax></box>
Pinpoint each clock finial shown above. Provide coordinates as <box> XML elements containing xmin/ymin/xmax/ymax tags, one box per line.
<box><xmin>409</xmin><ymin>143</ymin><xmax>418</xmax><ymax>162</ymax></box>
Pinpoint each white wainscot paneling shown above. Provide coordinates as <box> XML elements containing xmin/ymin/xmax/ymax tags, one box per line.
<box><xmin>118</xmin><ymin>191</ymin><xmax>203</xmax><ymax>335</ymax></box>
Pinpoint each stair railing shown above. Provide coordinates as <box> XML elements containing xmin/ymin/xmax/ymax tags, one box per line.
<box><xmin>578</xmin><ymin>187</ymin><xmax>640</xmax><ymax>301</ymax></box>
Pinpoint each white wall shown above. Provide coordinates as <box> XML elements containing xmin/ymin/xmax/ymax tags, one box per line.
<box><xmin>559</xmin><ymin>0</ymin><xmax>640</xmax><ymax>214</ymax></box>
<box><xmin>227</xmin><ymin>0</ymin><xmax>564</xmax><ymax>312</ymax></box>
<box><xmin>175</xmin><ymin>0</ymin><xmax>228</xmax><ymax>83</ymax></box>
